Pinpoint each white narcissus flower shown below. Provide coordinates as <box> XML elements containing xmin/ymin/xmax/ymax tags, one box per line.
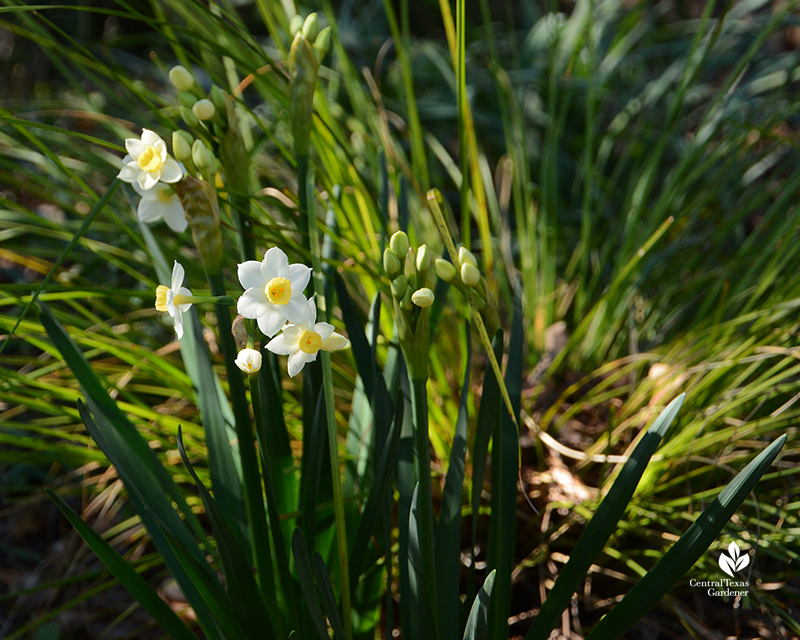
<box><xmin>155</xmin><ymin>261</ymin><xmax>193</xmax><ymax>339</ymax></box>
<box><xmin>237</xmin><ymin>247</ymin><xmax>315</xmax><ymax>337</ymax></box>
<box><xmin>235</xmin><ymin>348</ymin><xmax>262</xmax><ymax>374</ymax></box>
<box><xmin>118</xmin><ymin>129</ymin><xmax>184</xmax><ymax>190</ymax></box>
<box><xmin>267</xmin><ymin>300</ymin><xmax>350</xmax><ymax>377</ymax></box>
<box><xmin>132</xmin><ymin>180</ymin><xmax>187</xmax><ymax>232</ymax></box>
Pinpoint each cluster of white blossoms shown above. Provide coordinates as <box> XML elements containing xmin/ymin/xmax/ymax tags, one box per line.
<box><xmin>153</xmin><ymin>250</ymin><xmax>348</xmax><ymax>377</ymax></box>
<box><xmin>236</xmin><ymin>248</ymin><xmax>349</xmax><ymax>377</ymax></box>
<box><xmin>118</xmin><ymin>129</ymin><xmax>188</xmax><ymax>232</ymax></box>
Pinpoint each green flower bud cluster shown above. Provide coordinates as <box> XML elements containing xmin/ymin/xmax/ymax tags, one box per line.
<box><xmin>169</xmin><ymin>65</ymin><xmax>227</xmax><ymax>130</ymax></box>
<box><xmin>168</xmin><ymin>65</ymin><xmax>247</xmax><ymax>189</ymax></box>
<box><xmin>385</xmin><ymin>231</ymin><xmax>435</xmax><ymax>380</ymax></box>
<box><xmin>384</xmin><ymin>231</ymin><xmax>434</xmax><ymax>311</ymax></box>
<box><xmin>433</xmin><ymin>245</ymin><xmax>488</xmax><ymax>309</ymax></box>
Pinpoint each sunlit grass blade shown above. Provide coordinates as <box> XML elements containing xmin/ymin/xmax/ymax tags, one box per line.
<box><xmin>176</xmin><ymin>427</ymin><xmax>278</xmax><ymax>639</ymax></box>
<box><xmin>45</xmin><ymin>489</ymin><xmax>198</xmax><ymax>640</ymax></box>
<box><xmin>585</xmin><ymin>434</ymin><xmax>788</xmax><ymax>640</ymax></box>
<box><xmin>463</xmin><ymin>569</ymin><xmax>495</xmax><ymax>640</ymax></box>
<box><xmin>0</xmin><ymin>178</ymin><xmax>120</xmax><ymax>357</ymax></box>
<box><xmin>486</xmin><ymin>279</ymin><xmax>523</xmax><ymax>639</ymax></box>
<box><xmin>525</xmin><ymin>393</ymin><xmax>686</xmax><ymax>640</ymax></box>
<box><xmin>435</xmin><ymin>321</ymin><xmax>470</xmax><ymax>640</ymax></box>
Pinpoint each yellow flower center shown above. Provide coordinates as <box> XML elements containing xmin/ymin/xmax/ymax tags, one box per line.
<box><xmin>298</xmin><ymin>330</ymin><xmax>323</xmax><ymax>354</ymax></box>
<box><xmin>265</xmin><ymin>277</ymin><xmax>292</xmax><ymax>305</ymax></box>
<box><xmin>155</xmin><ymin>285</ymin><xmax>169</xmax><ymax>312</ymax></box>
<box><xmin>137</xmin><ymin>146</ymin><xmax>163</xmax><ymax>172</ymax></box>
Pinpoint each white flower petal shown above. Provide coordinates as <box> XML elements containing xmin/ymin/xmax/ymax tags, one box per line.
<box><xmin>238</xmin><ymin>288</ymin><xmax>270</xmax><ymax>319</ymax></box>
<box><xmin>261</xmin><ymin>247</ymin><xmax>289</xmax><ymax>279</ymax></box>
<box><xmin>159</xmin><ymin>158</ymin><xmax>184</xmax><ymax>183</ymax></box>
<box><xmin>321</xmin><ymin>334</ymin><xmax>350</xmax><ymax>352</ymax></box>
<box><xmin>281</xmin><ymin>324</ymin><xmax>306</xmax><ymax>341</ymax></box>
<box><xmin>287</xmin><ymin>263</ymin><xmax>312</xmax><ymax>293</ymax></box>
<box><xmin>258</xmin><ymin>307</ymin><xmax>289</xmax><ymax>337</ymax></box>
<box><xmin>161</xmin><ymin>196</ymin><xmax>188</xmax><ymax>232</ymax></box>
<box><xmin>118</xmin><ymin>163</ymin><xmax>141</xmax><ymax>183</ymax></box>
<box><xmin>313</xmin><ymin>322</ymin><xmax>335</xmax><ymax>341</ymax></box>
<box><xmin>238</xmin><ymin>261</ymin><xmax>266</xmax><ymax>289</ymax></box>
<box><xmin>138</xmin><ymin>170</ymin><xmax>159</xmax><ymax>191</ymax></box>
<box><xmin>266</xmin><ymin>334</ymin><xmax>295</xmax><ymax>356</ymax></box>
<box><xmin>283</xmin><ymin>295</ymin><xmax>315</xmax><ymax>323</ymax></box>
<box><xmin>141</xmin><ymin>129</ymin><xmax>163</xmax><ymax>147</ymax></box>
<box><xmin>171</xmin><ymin>261</ymin><xmax>185</xmax><ymax>292</ymax></box>
<box><xmin>287</xmin><ymin>349</ymin><xmax>312</xmax><ymax>377</ymax></box>
<box><xmin>174</xmin><ymin>311</ymin><xmax>185</xmax><ymax>339</ymax></box>
<box><xmin>137</xmin><ymin>194</ymin><xmax>163</xmax><ymax>223</ymax></box>
<box><xmin>153</xmin><ymin>138</ymin><xmax>168</xmax><ymax>162</ymax></box>
<box><xmin>125</xmin><ymin>138</ymin><xmax>147</xmax><ymax>158</ymax></box>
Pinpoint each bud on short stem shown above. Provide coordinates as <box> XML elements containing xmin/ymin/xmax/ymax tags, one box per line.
<box><xmin>192</xmin><ymin>99</ymin><xmax>216</xmax><ymax>121</ymax></box>
<box><xmin>169</xmin><ymin>65</ymin><xmax>195</xmax><ymax>92</ymax></box>
<box><xmin>172</xmin><ymin>131</ymin><xmax>193</xmax><ymax>162</ymax></box>
<box><xmin>458</xmin><ymin>246</ymin><xmax>477</xmax><ymax>268</ymax></box>
<box><xmin>435</xmin><ymin>258</ymin><xmax>457</xmax><ymax>282</ymax></box>
<box><xmin>416</xmin><ymin>244</ymin><xmax>430</xmax><ymax>271</ymax></box>
<box><xmin>461</xmin><ymin>262</ymin><xmax>481</xmax><ymax>287</ymax></box>
<box><xmin>384</xmin><ymin>249</ymin><xmax>402</xmax><ymax>276</ymax></box>
<box><xmin>390</xmin><ymin>230</ymin><xmax>410</xmax><ymax>258</ymax></box>
<box><xmin>412</xmin><ymin>287</ymin><xmax>435</xmax><ymax>308</ymax></box>
<box><xmin>302</xmin><ymin>13</ymin><xmax>320</xmax><ymax>42</ymax></box>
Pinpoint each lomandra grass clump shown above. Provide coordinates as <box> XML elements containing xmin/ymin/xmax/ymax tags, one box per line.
<box><xmin>1</xmin><ymin>1</ymin><xmax>797</xmax><ymax>638</ymax></box>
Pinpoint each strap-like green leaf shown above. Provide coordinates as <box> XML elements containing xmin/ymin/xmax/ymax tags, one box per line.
<box><xmin>45</xmin><ymin>489</ymin><xmax>197</xmax><ymax>640</ymax></box>
<box><xmin>176</xmin><ymin>428</ymin><xmax>277</xmax><ymax>639</ymax></box>
<box><xmin>487</xmin><ymin>280</ymin><xmax>523</xmax><ymax>639</ymax></box>
<box><xmin>526</xmin><ymin>393</ymin><xmax>686</xmax><ymax>640</ymax></box>
<box><xmin>585</xmin><ymin>434</ymin><xmax>787</xmax><ymax>640</ymax></box>
<box><xmin>463</xmin><ymin>570</ymin><xmax>495</xmax><ymax>640</ymax></box>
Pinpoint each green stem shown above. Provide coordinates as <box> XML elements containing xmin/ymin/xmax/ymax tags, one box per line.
<box><xmin>208</xmin><ymin>274</ymin><xmax>272</xmax><ymax>598</ymax></box>
<box><xmin>302</xmin><ymin>159</ymin><xmax>353</xmax><ymax>640</ymax></box>
<box><xmin>410</xmin><ymin>376</ymin><xmax>439</xmax><ymax>638</ymax></box>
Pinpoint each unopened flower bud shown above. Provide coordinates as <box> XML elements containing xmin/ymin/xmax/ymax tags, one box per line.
<box><xmin>181</xmin><ymin>106</ymin><xmax>199</xmax><ymax>128</ymax></box>
<box><xmin>384</xmin><ymin>249</ymin><xmax>401</xmax><ymax>276</ymax></box>
<box><xmin>302</xmin><ymin>13</ymin><xmax>320</xmax><ymax>42</ymax></box>
<box><xmin>169</xmin><ymin>65</ymin><xmax>194</xmax><ymax>92</ymax></box>
<box><xmin>435</xmin><ymin>258</ymin><xmax>457</xmax><ymax>282</ymax></box>
<box><xmin>461</xmin><ymin>262</ymin><xmax>480</xmax><ymax>287</ymax></box>
<box><xmin>458</xmin><ymin>246</ymin><xmax>477</xmax><ymax>268</ymax></box>
<box><xmin>235</xmin><ymin>348</ymin><xmax>262</xmax><ymax>374</ymax></box>
<box><xmin>192</xmin><ymin>139</ymin><xmax>209</xmax><ymax>169</ymax></box>
<box><xmin>416</xmin><ymin>244</ymin><xmax>430</xmax><ymax>271</ymax></box>
<box><xmin>290</xmin><ymin>14</ymin><xmax>304</xmax><ymax>35</ymax></box>
<box><xmin>192</xmin><ymin>99</ymin><xmax>216</xmax><ymax>121</ymax></box>
<box><xmin>411</xmin><ymin>288</ymin><xmax>435</xmax><ymax>308</ymax></box>
<box><xmin>314</xmin><ymin>27</ymin><xmax>331</xmax><ymax>59</ymax></box>
<box><xmin>404</xmin><ymin>247</ymin><xmax>416</xmax><ymax>279</ymax></box>
<box><xmin>391</xmin><ymin>275</ymin><xmax>407</xmax><ymax>298</ymax></box>
<box><xmin>390</xmin><ymin>230</ymin><xmax>409</xmax><ymax>258</ymax></box>
<box><xmin>172</xmin><ymin>131</ymin><xmax>193</xmax><ymax>162</ymax></box>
